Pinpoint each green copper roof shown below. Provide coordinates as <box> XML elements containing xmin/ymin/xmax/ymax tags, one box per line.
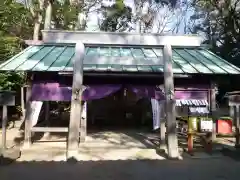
<box><xmin>0</xmin><ymin>44</ymin><xmax>240</xmax><ymax>74</ymax></box>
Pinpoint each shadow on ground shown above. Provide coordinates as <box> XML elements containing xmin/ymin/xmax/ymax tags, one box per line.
<box><xmin>11</xmin><ymin>128</ymin><xmax>240</xmax><ymax>162</ymax></box>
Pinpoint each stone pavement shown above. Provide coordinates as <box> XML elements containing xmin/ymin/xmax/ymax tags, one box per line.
<box><xmin>1</xmin><ymin>124</ymin><xmax>240</xmax><ymax>180</ymax></box>
<box><xmin>1</xmin><ymin>158</ymin><xmax>240</xmax><ymax>180</ymax></box>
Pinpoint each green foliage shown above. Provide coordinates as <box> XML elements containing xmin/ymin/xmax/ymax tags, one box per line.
<box><xmin>52</xmin><ymin>0</ymin><xmax>78</xmax><ymax>30</ymax></box>
<box><xmin>0</xmin><ymin>34</ymin><xmax>25</xmax><ymax>91</ymax></box>
<box><xmin>0</xmin><ymin>34</ymin><xmax>23</xmax><ymax>62</ymax></box>
<box><xmin>190</xmin><ymin>0</ymin><xmax>240</xmax><ymax>66</ymax></box>
<box><xmin>100</xmin><ymin>0</ymin><xmax>132</xmax><ymax>32</ymax></box>
<box><xmin>189</xmin><ymin>0</ymin><xmax>240</xmax><ymax>95</ymax></box>
<box><xmin>0</xmin><ymin>1</ymin><xmax>29</xmax><ymax>91</ymax></box>
<box><xmin>0</xmin><ymin>0</ymin><xmax>33</xmax><ymax>39</ymax></box>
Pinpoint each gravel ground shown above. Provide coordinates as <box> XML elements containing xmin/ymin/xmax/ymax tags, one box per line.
<box><xmin>1</xmin><ymin>158</ymin><xmax>240</xmax><ymax>180</ymax></box>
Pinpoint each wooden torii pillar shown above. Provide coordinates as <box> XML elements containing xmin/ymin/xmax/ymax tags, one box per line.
<box><xmin>163</xmin><ymin>44</ymin><xmax>179</xmax><ymax>159</ymax></box>
<box><xmin>67</xmin><ymin>42</ymin><xmax>85</xmax><ymax>159</ymax></box>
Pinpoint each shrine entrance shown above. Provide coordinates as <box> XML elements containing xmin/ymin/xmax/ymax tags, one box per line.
<box><xmin>87</xmin><ymin>87</ymin><xmax>153</xmax><ymax>130</ymax></box>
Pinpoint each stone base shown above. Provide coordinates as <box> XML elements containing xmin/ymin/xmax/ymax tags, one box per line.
<box><xmin>66</xmin><ymin>150</ymin><xmax>79</xmax><ymax>160</ymax></box>
<box><xmin>21</xmin><ymin>142</ymin><xmax>31</xmax><ymax>150</ymax></box>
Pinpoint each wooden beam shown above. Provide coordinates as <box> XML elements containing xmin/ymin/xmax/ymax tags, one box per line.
<box><xmin>32</xmin><ymin>127</ymin><xmax>68</xmax><ymax>133</ymax></box>
<box><xmin>1</xmin><ymin>105</ymin><xmax>8</xmax><ymax>153</ymax></box>
<box><xmin>67</xmin><ymin>42</ymin><xmax>85</xmax><ymax>159</ymax></box>
<box><xmin>163</xmin><ymin>44</ymin><xmax>179</xmax><ymax>159</ymax></box>
<box><xmin>42</xmin><ymin>30</ymin><xmax>202</xmax><ymax>46</ymax></box>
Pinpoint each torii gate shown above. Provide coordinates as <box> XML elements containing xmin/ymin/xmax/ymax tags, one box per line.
<box><xmin>23</xmin><ymin>30</ymin><xmax>202</xmax><ymax>159</ymax></box>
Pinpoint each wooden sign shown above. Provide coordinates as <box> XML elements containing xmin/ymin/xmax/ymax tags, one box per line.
<box><xmin>0</xmin><ymin>91</ymin><xmax>15</xmax><ymax>106</ymax></box>
<box><xmin>228</xmin><ymin>95</ymin><xmax>240</xmax><ymax>106</ymax></box>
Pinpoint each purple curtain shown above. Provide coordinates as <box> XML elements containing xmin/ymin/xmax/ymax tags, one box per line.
<box><xmin>127</xmin><ymin>85</ymin><xmax>164</xmax><ymax>100</ymax></box>
<box><xmin>31</xmin><ymin>83</ymin><xmax>208</xmax><ymax>102</ymax></box>
<box><xmin>31</xmin><ymin>83</ymin><xmax>122</xmax><ymax>101</ymax></box>
<box><xmin>82</xmin><ymin>85</ymin><xmax>122</xmax><ymax>101</ymax></box>
<box><xmin>32</xmin><ymin>83</ymin><xmax>72</xmax><ymax>101</ymax></box>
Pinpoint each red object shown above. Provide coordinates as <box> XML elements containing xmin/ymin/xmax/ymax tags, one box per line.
<box><xmin>187</xmin><ymin>133</ymin><xmax>194</xmax><ymax>155</ymax></box>
<box><xmin>216</xmin><ymin>119</ymin><xmax>233</xmax><ymax>134</ymax></box>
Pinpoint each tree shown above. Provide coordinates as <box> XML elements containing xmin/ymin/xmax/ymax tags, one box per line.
<box><xmin>133</xmin><ymin>0</ymin><xmax>180</xmax><ymax>33</ymax></box>
<box><xmin>23</xmin><ymin>0</ymin><xmax>45</xmax><ymax>40</ymax></box>
<box><xmin>98</xmin><ymin>0</ymin><xmax>133</xmax><ymax>32</ymax></box>
<box><xmin>189</xmin><ymin>0</ymin><xmax>240</xmax><ymax>66</ymax></box>
<box><xmin>68</xmin><ymin>0</ymin><xmax>102</xmax><ymax>30</ymax></box>
<box><xmin>0</xmin><ymin>0</ymin><xmax>33</xmax><ymax>39</ymax></box>
<box><xmin>0</xmin><ymin>1</ymin><xmax>27</xmax><ymax>90</ymax></box>
<box><xmin>188</xmin><ymin>0</ymin><xmax>240</xmax><ymax>96</ymax></box>
<box><xmin>52</xmin><ymin>0</ymin><xmax>78</xmax><ymax>30</ymax></box>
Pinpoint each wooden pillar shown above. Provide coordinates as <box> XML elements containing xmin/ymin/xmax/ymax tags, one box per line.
<box><xmin>44</xmin><ymin>101</ymin><xmax>50</xmax><ymax>137</ymax></box>
<box><xmin>210</xmin><ymin>82</ymin><xmax>217</xmax><ymax>140</ymax></box>
<box><xmin>23</xmin><ymin>85</ymin><xmax>32</xmax><ymax>148</ymax></box>
<box><xmin>230</xmin><ymin>106</ymin><xmax>234</xmax><ymax>118</ymax></box>
<box><xmin>234</xmin><ymin>105</ymin><xmax>240</xmax><ymax>148</ymax></box>
<box><xmin>67</xmin><ymin>42</ymin><xmax>85</xmax><ymax>159</ymax></box>
<box><xmin>21</xmin><ymin>86</ymin><xmax>25</xmax><ymax>120</ymax></box>
<box><xmin>159</xmin><ymin>100</ymin><xmax>166</xmax><ymax>150</ymax></box>
<box><xmin>1</xmin><ymin>106</ymin><xmax>8</xmax><ymax>153</ymax></box>
<box><xmin>44</xmin><ymin>0</ymin><xmax>52</xmax><ymax>30</ymax></box>
<box><xmin>163</xmin><ymin>44</ymin><xmax>179</xmax><ymax>159</ymax></box>
<box><xmin>45</xmin><ymin>101</ymin><xmax>50</xmax><ymax>124</ymax></box>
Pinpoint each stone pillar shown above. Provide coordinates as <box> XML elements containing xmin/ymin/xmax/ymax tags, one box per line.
<box><xmin>163</xmin><ymin>44</ymin><xmax>179</xmax><ymax>159</ymax></box>
<box><xmin>67</xmin><ymin>42</ymin><xmax>85</xmax><ymax>159</ymax></box>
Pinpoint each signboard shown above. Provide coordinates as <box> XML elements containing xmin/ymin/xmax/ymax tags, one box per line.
<box><xmin>200</xmin><ymin>119</ymin><xmax>213</xmax><ymax>132</ymax></box>
<box><xmin>0</xmin><ymin>91</ymin><xmax>15</xmax><ymax>106</ymax></box>
<box><xmin>151</xmin><ymin>99</ymin><xmax>160</xmax><ymax>130</ymax></box>
<box><xmin>228</xmin><ymin>95</ymin><xmax>240</xmax><ymax>105</ymax></box>
<box><xmin>188</xmin><ymin>117</ymin><xmax>198</xmax><ymax>132</ymax></box>
<box><xmin>30</xmin><ymin>101</ymin><xmax>43</xmax><ymax>128</ymax></box>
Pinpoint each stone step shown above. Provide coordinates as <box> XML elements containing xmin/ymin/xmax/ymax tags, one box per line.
<box><xmin>18</xmin><ymin>148</ymin><xmax>165</xmax><ymax>161</ymax></box>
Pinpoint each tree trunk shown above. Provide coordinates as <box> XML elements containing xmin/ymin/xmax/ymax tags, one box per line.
<box><xmin>44</xmin><ymin>0</ymin><xmax>52</xmax><ymax>30</ymax></box>
<box><xmin>33</xmin><ymin>0</ymin><xmax>44</xmax><ymax>40</ymax></box>
<box><xmin>69</xmin><ymin>0</ymin><xmax>86</xmax><ymax>30</ymax></box>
